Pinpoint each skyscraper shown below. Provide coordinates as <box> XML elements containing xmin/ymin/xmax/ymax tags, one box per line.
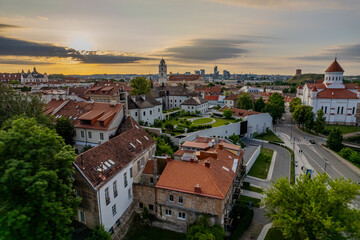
<box><xmin>214</xmin><ymin>66</ymin><xmax>219</xmax><ymax>79</ymax></box>
<box><xmin>200</xmin><ymin>69</ymin><xmax>205</xmax><ymax>76</ymax></box>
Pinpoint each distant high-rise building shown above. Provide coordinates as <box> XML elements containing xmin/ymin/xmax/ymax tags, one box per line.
<box><xmin>185</xmin><ymin>72</ymin><xmax>191</xmax><ymax>75</ymax></box>
<box><xmin>194</xmin><ymin>70</ymin><xmax>200</xmax><ymax>75</ymax></box>
<box><xmin>158</xmin><ymin>58</ymin><xmax>167</xmax><ymax>84</ymax></box>
<box><xmin>223</xmin><ymin>70</ymin><xmax>230</xmax><ymax>79</ymax></box>
<box><xmin>214</xmin><ymin>66</ymin><xmax>219</xmax><ymax>79</ymax></box>
<box><xmin>200</xmin><ymin>69</ymin><xmax>205</xmax><ymax>76</ymax></box>
<box><xmin>296</xmin><ymin>69</ymin><xmax>302</xmax><ymax>76</ymax></box>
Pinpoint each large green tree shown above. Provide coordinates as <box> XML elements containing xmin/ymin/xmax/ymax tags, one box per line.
<box><xmin>254</xmin><ymin>97</ymin><xmax>265</xmax><ymax>112</ymax></box>
<box><xmin>55</xmin><ymin>117</ymin><xmax>75</xmax><ymax>145</ymax></box>
<box><xmin>87</xmin><ymin>225</ymin><xmax>111</xmax><ymax>240</ymax></box>
<box><xmin>237</xmin><ymin>93</ymin><xmax>254</xmax><ymax>110</ymax></box>
<box><xmin>293</xmin><ymin>105</ymin><xmax>314</xmax><ymax>128</ymax></box>
<box><xmin>0</xmin><ymin>83</ymin><xmax>52</xmax><ymax>128</ymax></box>
<box><xmin>130</xmin><ymin>77</ymin><xmax>151</xmax><ymax>95</ymax></box>
<box><xmin>0</xmin><ymin>117</ymin><xmax>81</xmax><ymax>240</ymax></box>
<box><xmin>327</xmin><ymin>127</ymin><xmax>344</xmax><ymax>152</ymax></box>
<box><xmin>186</xmin><ymin>216</ymin><xmax>224</xmax><ymax>240</ymax></box>
<box><xmin>223</xmin><ymin>109</ymin><xmax>233</xmax><ymax>119</ymax></box>
<box><xmin>314</xmin><ymin>109</ymin><xmax>326</xmax><ymax>134</ymax></box>
<box><xmin>263</xmin><ymin>93</ymin><xmax>285</xmax><ymax>123</ymax></box>
<box><xmin>289</xmin><ymin>97</ymin><xmax>301</xmax><ymax>113</ymax></box>
<box><xmin>263</xmin><ymin>173</ymin><xmax>360</xmax><ymax>240</ymax></box>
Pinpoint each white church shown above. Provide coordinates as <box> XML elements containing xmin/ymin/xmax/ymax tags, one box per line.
<box><xmin>297</xmin><ymin>58</ymin><xmax>360</xmax><ymax>125</ymax></box>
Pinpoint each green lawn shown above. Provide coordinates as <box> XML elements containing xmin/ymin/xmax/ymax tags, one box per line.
<box><xmin>124</xmin><ymin>223</ymin><xmax>185</xmax><ymax>240</ymax></box>
<box><xmin>264</xmin><ymin>228</ymin><xmax>285</xmax><ymax>240</ymax></box>
<box><xmin>244</xmin><ymin>185</ymin><xmax>263</xmax><ymax>193</ymax></box>
<box><xmin>247</xmin><ymin>148</ymin><xmax>274</xmax><ymax>179</ymax></box>
<box><xmin>325</xmin><ymin>125</ymin><xmax>360</xmax><ymax>135</ymax></box>
<box><xmin>212</xmin><ymin>118</ymin><xmax>230</xmax><ymax>127</ymax></box>
<box><xmin>237</xmin><ymin>195</ymin><xmax>262</xmax><ymax>208</ymax></box>
<box><xmin>192</xmin><ymin>118</ymin><xmax>213</xmax><ymax>125</ymax></box>
<box><xmin>255</xmin><ymin>130</ymin><xmax>284</xmax><ymax>143</ymax></box>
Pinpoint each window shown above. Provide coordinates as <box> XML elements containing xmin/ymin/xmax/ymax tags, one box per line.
<box><xmin>112</xmin><ymin>204</ymin><xmax>117</xmax><ymax>216</ymax></box>
<box><xmin>135</xmin><ymin>112</ymin><xmax>138</xmax><ymax>117</ymax></box>
<box><xmin>100</xmin><ymin>121</ymin><xmax>104</xmax><ymax>127</ymax></box>
<box><xmin>113</xmin><ymin>181</ymin><xmax>118</xmax><ymax>198</ymax></box>
<box><xmin>341</xmin><ymin>107</ymin><xmax>344</xmax><ymax>114</ymax></box>
<box><xmin>88</xmin><ymin>131</ymin><xmax>92</xmax><ymax>139</ymax></box>
<box><xmin>75</xmin><ymin>189</ymin><xmax>81</xmax><ymax>197</ymax></box>
<box><xmin>165</xmin><ymin>209</ymin><xmax>172</xmax><ymax>216</ymax></box>
<box><xmin>158</xmin><ymin>108</ymin><xmax>160</xmax><ymax>112</ymax></box>
<box><xmin>178</xmin><ymin>212</ymin><xmax>186</xmax><ymax>220</ymax></box>
<box><xmin>150</xmin><ymin>177</ymin><xmax>154</xmax><ymax>184</ymax></box>
<box><xmin>169</xmin><ymin>195</ymin><xmax>174</xmax><ymax>202</ymax></box>
<box><xmin>130</xmin><ymin>167</ymin><xmax>133</xmax><ymax>178</ymax></box>
<box><xmin>325</xmin><ymin>106</ymin><xmax>328</xmax><ymax>114</ymax></box>
<box><xmin>128</xmin><ymin>188</ymin><xmax>132</xmax><ymax>199</ymax></box>
<box><xmin>81</xmin><ymin>131</ymin><xmax>85</xmax><ymax>138</ymax></box>
<box><xmin>109</xmin><ymin>227</ymin><xmax>114</xmax><ymax>234</ymax></box>
<box><xmin>79</xmin><ymin>210</ymin><xmax>86</xmax><ymax>223</ymax></box>
<box><xmin>124</xmin><ymin>173</ymin><xmax>128</xmax><ymax>188</ymax></box>
<box><xmin>178</xmin><ymin>196</ymin><xmax>183</xmax><ymax>204</ymax></box>
<box><xmin>105</xmin><ymin>187</ymin><xmax>110</xmax><ymax>205</ymax></box>
<box><xmin>100</xmin><ymin>133</ymin><xmax>104</xmax><ymax>140</ymax></box>
<box><xmin>337</xmin><ymin>107</ymin><xmax>340</xmax><ymax>114</ymax></box>
<box><xmin>150</xmin><ymin>110</ymin><xmax>152</xmax><ymax>115</ymax></box>
<box><xmin>143</xmin><ymin>111</ymin><xmax>146</xmax><ymax>116</ymax></box>
<box><xmin>141</xmin><ymin>157</ymin><xmax>144</xmax><ymax>167</ymax></box>
<box><xmin>149</xmin><ymin>204</ymin><xmax>154</xmax><ymax>211</ymax></box>
<box><xmin>116</xmin><ymin>219</ymin><xmax>121</xmax><ymax>227</ymax></box>
<box><xmin>139</xmin><ymin>202</ymin><xmax>143</xmax><ymax>209</ymax></box>
<box><xmin>137</xmin><ymin>161</ymin><xmax>140</xmax><ymax>171</ymax></box>
<box><xmin>353</xmin><ymin>107</ymin><xmax>356</xmax><ymax>115</ymax></box>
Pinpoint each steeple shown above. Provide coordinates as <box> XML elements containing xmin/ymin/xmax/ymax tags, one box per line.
<box><xmin>158</xmin><ymin>58</ymin><xmax>167</xmax><ymax>85</ymax></box>
<box><xmin>324</xmin><ymin>58</ymin><xmax>345</xmax><ymax>88</ymax></box>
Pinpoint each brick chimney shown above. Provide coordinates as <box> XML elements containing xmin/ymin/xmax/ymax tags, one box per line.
<box><xmin>205</xmin><ymin>161</ymin><xmax>210</xmax><ymax>168</ymax></box>
<box><xmin>194</xmin><ymin>184</ymin><xmax>201</xmax><ymax>193</ymax></box>
<box><xmin>219</xmin><ymin>144</ymin><xmax>223</xmax><ymax>150</ymax></box>
<box><xmin>209</xmin><ymin>152</ymin><xmax>218</xmax><ymax>159</ymax></box>
<box><xmin>199</xmin><ymin>151</ymin><xmax>209</xmax><ymax>159</ymax></box>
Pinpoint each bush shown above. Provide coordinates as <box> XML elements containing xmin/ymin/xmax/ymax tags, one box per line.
<box><xmin>153</xmin><ymin>119</ymin><xmax>162</xmax><ymax>128</ymax></box>
<box><xmin>229</xmin><ymin>203</ymin><xmax>254</xmax><ymax>240</ymax></box>
<box><xmin>165</xmin><ymin>123</ymin><xmax>174</xmax><ymax>131</ymax></box>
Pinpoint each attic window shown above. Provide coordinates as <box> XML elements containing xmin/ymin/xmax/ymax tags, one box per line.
<box><xmin>130</xmin><ymin>143</ymin><xmax>136</xmax><ymax>149</ymax></box>
<box><xmin>144</xmin><ymin>136</ymin><xmax>149</xmax><ymax>140</ymax></box>
<box><xmin>228</xmin><ymin>155</ymin><xmax>233</xmax><ymax>160</ymax></box>
<box><xmin>222</xmin><ymin>166</ymin><xmax>230</xmax><ymax>172</ymax></box>
<box><xmin>100</xmin><ymin>121</ymin><xmax>104</xmax><ymax>127</ymax></box>
<box><xmin>136</xmin><ymin>139</ymin><xmax>142</xmax><ymax>145</ymax></box>
<box><xmin>96</xmin><ymin>160</ymin><xmax>115</xmax><ymax>173</ymax></box>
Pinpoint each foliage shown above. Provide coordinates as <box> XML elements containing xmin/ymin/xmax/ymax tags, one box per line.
<box><xmin>263</xmin><ymin>93</ymin><xmax>285</xmax><ymax>123</ymax></box>
<box><xmin>289</xmin><ymin>97</ymin><xmax>301</xmax><ymax>113</ymax></box>
<box><xmin>229</xmin><ymin>202</ymin><xmax>254</xmax><ymax>240</ymax></box>
<box><xmin>188</xmin><ymin>124</ymin><xmax>212</xmax><ymax>133</ymax></box>
<box><xmin>0</xmin><ymin>83</ymin><xmax>53</xmax><ymax>128</ymax></box>
<box><xmin>314</xmin><ymin>109</ymin><xmax>326</xmax><ymax>134</ymax></box>
<box><xmin>55</xmin><ymin>117</ymin><xmax>75</xmax><ymax>145</ymax></box>
<box><xmin>263</xmin><ymin>173</ymin><xmax>360</xmax><ymax>240</ymax></box>
<box><xmin>130</xmin><ymin>77</ymin><xmax>151</xmax><ymax>95</ymax></box>
<box><xmin>289</xmin><ymin>85</ymin><xmax>297</xmax><ymax>94</ymax></box>
<box><xmin>0</xmin><ymin>117</ymin><xmax>80</xmax><ymax>240</ymax></box>
<box><xmin>151</xmin><ymin>134</ymin><xmax>178</xmax><ymax>158</ymax></box>
<box><xmin>223</xmin><ymin>109</ymin><xmax>233</xmax><ymax>119</ymax></box>
<box><xmin>282</xmin><ymin>88</ymin><xmax>289</xmax><ymax>94</ymax></box>
<box><xmin>237</xmin><ymin>92</ymin><xmax>254</xmax><ymax>110</ymax></box>
<box><xmin>8</xmin><ymin>80</ymin><xmax>20</xmax><ymax>85</ymax></box>
<box><xmin>327</xmin><ymin>127</ymin><xmax>343</xmax><ymax>152</ymax></box>
<box><xmin>254</xmin><ymin>97</ymin><xmax>265</xmax><ymax>112</ymax></box>
<box><xmin>286</xmin><ymin>73</ymin><xmax>324</xmax><ymax>84</ymax></box>
<box><xmin>153</xmin><ymin>119</ymin><xmax>162</xmax><ymax>128</ymax></box>
<box><xmin>48</xmin><ymin>74</ymin><xmax>66</xmax><ymax>80</ymax></box>
<box><xmin>165</xmin><ymin>123</ymin><xmax>174</xmax><ymax>131</ymax></box>
<box><xmin>293</xmin><ymin>105</ymin><xmax>314</xmax><ymax>130</ymax></box>
<box><xmin>228</xmin><ymin>133</ymin><xmax>245</xmax><ymax>148</ymax></box>
<box><xmin>87</xmin><ymin>225</ymin><xmax>112</xmax><ymax>240</ymax></box>
<box><xmin>339</xmin><ymin>147</ymin><xmax>360</xmax><ymax>166</ymax></box>
<box><xmin>186</xmin><ymin>216</ymin><xmax>224</xmax><ymax>240</ymax></box>
<box><xmin>254</xmin><ymin>128</ymin><xmax>284</xmax><ymax>143</ymax></box>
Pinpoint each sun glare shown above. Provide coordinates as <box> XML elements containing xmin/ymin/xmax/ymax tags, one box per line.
<box><xmin>69</xmin><ymin>35</ymin><xmax>93</xmax><ymax>51</ymax></box>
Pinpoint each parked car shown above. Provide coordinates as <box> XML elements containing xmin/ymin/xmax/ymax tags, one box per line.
<box><xmin>309</xmin><ymin>139</ymin><xmax>315</xmax><ymax>144</ymax></box>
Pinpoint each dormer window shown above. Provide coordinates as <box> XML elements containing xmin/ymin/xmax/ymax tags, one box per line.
<box><xmin>81</xmin><ymin>120</ymin><xmax>91</xmax><ymax>125</ymax></box>
<box><xmin>100</xmin><ymin>121</ymin><xmax>104</xmax><ymax>127</ymax></box>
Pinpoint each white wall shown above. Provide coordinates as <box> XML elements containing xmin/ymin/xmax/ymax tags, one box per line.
<box><xmin>180</xmin><ymin>102</ymin><xmax>209</xmax><ymax>115</ymax></box>
<box><xmin>245</xmin><ymin>113</ymin><xmax>273</xmax><ymax>138</ymax></box>
<box><xmin>168</xmin><ymin>96</ymin><xmax>188</xmax><ymax>109</ymax></box>
<box><xmin>245</xmin><ymin>145</ymin><xmax>260</xmax><ymax>174</ymax></box>
<box><xmin>129</xmin><ymin>105</ymin><xmax>163</xmax><ymax>125</ymax></box>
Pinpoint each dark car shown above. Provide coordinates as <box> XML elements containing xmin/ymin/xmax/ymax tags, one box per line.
<box><xmin>309</xmin><ymin>139</ymin><xmax>315</xmax><ymax>144</ymax></box>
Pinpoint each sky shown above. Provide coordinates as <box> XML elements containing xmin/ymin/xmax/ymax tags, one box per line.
<box><xmin>0</xmin><ymin>0</ymin><xmax>359</xmax><ymax>75</ymax></box>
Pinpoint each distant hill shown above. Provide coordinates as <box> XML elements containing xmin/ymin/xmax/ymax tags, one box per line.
<box><xmin>287</xmin><ymin>74</ymin><xmax>324</xmax><ymax>84</ymax></box>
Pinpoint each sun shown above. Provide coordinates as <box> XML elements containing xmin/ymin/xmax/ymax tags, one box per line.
<box><xmin>69</xmin><ymin>35</ymin><xmax>93</xmax><ymax>51</ymax></box>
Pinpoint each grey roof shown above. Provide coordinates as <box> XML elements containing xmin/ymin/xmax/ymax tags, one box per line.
<box><xmin>128</xmin><ymin>95</ymin><xmax>162</xmax><ymax>110</ymax></box>
<box><xmin>153</xmin><ymin>85</ymin><xmax>201</xmax><ymax>97</ymax></box>
<box><xmin>181</xmin><ymin>97</ymin><xmax>207</xmax><ymax>106</ymax></box>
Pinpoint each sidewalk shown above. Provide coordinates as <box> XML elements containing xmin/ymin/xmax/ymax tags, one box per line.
<box><xmin>241</xmin><ymin>189</ymin><xmax>264</xmax><ymax>200</ymax></box>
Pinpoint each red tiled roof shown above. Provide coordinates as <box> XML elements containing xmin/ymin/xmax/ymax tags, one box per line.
<box><xmin>305</xmin><ymin>83</ymin><xmax>326</xmax><ymax>89</ymax></box>
<box><xmin>223</xmin><ymin>107</ymin><xmax>261</xmax><ymax>117</ymax></box>
<box><xmin>297</xmin><ymin>85</ymin><xmax>302</xmax><ymax>89</ymax></box>
<box><xmin>169</xmin><ymin>74</ymin><xmax>202</xmax><ymax>82</ymax></box>
<box><xmin>143</xmin><ymin>160</ymin><xmax>154</xmax><ymax>174</ymax></box>
<box><xmin>75</xmin><ymin>117</ymin><xmax>155</xmax><ymax>188</ymax></box>
<box><xmin>182</xmin><ymin>141</ymin><xmax>211</xmax><ymax>149</ymax></box>
<box><xmin>325</xmin><ymin>59</ymin><xmax>344</xmax><ymax>72</ymax></box>
<box><xmin>224</xmin><ymin>94</ymin><xmax>239</xmax><ymax>100</ymax></box>
<box><xmin>84</xmin><ymin>81</ymin><xmax>125</xmax><ymax>96</ymax></box>
<box><xmin>317</xmin><ymin>89</ymin><xmax>358</xmax><ymax>99</ymax></box>
<box><xmin>0</xmin><ymin>73</ymin><xmax>21</xmax><ymax>81</ymax></box>
<box><xmin>343</xmin><ymin>83</ymin><xmax>359</xmax><ymax>89</ymax></box>
<box><xmin>195</xmin><ymin>85</ymin><xmax>222</xmax><ymax>94</ymax></box>
<box><xmin>204</xmin><ymin>95</ymin><xmax>219</xmax><ymax>101</ymax></box>
<box><xmin>312</xmin><ymin>86</ymin><xmax>318</xmax><ymax>92</ymax></box>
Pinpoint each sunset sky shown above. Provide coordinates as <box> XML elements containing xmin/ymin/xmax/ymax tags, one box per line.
<box><xmin>0</xmin><ymin>0</ymin><xmax>359</xmax><ymax>75</ymax></box>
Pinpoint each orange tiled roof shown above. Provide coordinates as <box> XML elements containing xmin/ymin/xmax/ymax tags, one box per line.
<box><xmin>325</xmin><ymin>59</ymin><xmax>344</xmax><ymax>72</ymax></box>
<box><xmin>182</xmin><ymin>141</ymin><xmax>211</xmax><ymax>149</ymax></box>
<box><xmin>143</xmin><ymin>160</ymin><xmax>154</xmax><ymax>174</ymax></box>
<box><xmin>317</xmin><ymin>89</ymin><xmax>358</xmax><ymax>99</ymax></box>
<box><xmin>169</xmin><ymin>74</ymin><xmax>202</xmax><ymax>82</ymax></box>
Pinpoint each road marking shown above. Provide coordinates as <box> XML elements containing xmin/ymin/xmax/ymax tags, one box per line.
<box><xmin>303</xmin><ymin>150</ymin><xmax>333</xmax><ymax>180</ymax></box>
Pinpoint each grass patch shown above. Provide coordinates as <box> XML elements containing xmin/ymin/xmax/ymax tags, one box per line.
<box><xmin>192</xmin><ymin>118</ymin><xmax>213</xmax><ymax>125</ymax></box>
<box><xmin>264</xmin><ymin>228</ymin><xmax>285</xmax><ymax>240</ymax></box>
<box><xmin>255</xmin><ymin>130</ymin><xmax>284</xmax><ymax>143</ymax></box>
<box><xmin>325</xmin><ymin>125</ymin><xmax>360</xmax><ymax>135</ymax></box>
<box><xmin>212</xmin><ymin>118</ymin><xmax>230</xmax><ymax>127</ymax></box>
<box><xmin>247</xmin><ymin>148</ymin><xmax>274</xmax><ymax>179</ymax></box>
<box><xmin>237</xmin><ymin>195</ymin><xmax>261</xmax><ymax>208</ymax></box>
<box><xmin>242</xmin><ymin>182</ymin><xmax>263</xmax><ymax>193</ymax></box>
<box><xmin>124</xmin><ymin>223</ymin><xmax>185</xmax><ymax>240</ymax></box>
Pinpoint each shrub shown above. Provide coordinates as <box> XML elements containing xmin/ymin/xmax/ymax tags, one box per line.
<box><xmin>153</xmin><ymin>119</ymin><xmax>162</xmax><ymax>128</ymax></box>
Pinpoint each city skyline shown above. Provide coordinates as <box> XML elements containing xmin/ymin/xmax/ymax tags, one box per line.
<box><xmin>0</xmin><ymin>0</ymin><xmax>360</xmax><ymax>75</ymax></box>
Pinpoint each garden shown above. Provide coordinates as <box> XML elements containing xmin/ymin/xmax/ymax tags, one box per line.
<box><xmin>254</xmin><ymin>129</ymin><xmax>284</xmax><ymax>143</ymax></box>
<box><xmin>247</xmin><ymin>148</ymin><xmax>274</xmax><ymax>179</ymax></box>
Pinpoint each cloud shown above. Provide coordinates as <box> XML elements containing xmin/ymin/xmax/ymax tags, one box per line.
<box><xmin>0</xmin><ymin>58</ymin><xmax>53</xmax><ymax>65</ymax></box>
<box><xmin>0</xmin><ymin>23</ymin><xmax>20</xmax><ymax>29</ymax></box>
<box><xmin>0</xmin><ymin>36</ymin><xmax>149</xmax><ymax>64</ymax></box>
<box><xmin>292</xmin><ymin>44</ymin><xmax>360</xmax><ymax>61</ymax></box>
<box><xmin>37</xmin><ymin>16</ymin><xmax>48</xmax><ymax>21</ymax></box>
<box><xmin>161</xmin><ymin>38</ymin><xmax>250</xmax><ymax>61</ymax></box>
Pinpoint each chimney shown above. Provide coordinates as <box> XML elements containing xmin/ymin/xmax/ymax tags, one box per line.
<box><xmin>209</xmin><ymin>152</ymin><xmax>218</xmax><ymax>159</ymax></box>
<box><xmin>200</xmin><ymin>151</ymin><xmax>209</xmax><ymax>159</ymax></box>
<box><xmin>194</xmin><ymin>184</ymin><xmax>201</xmax><ymax>193</ymax></box>
<box><xmin>190</xmin><ymin>158</ymin><xmax>194</xmax><ymax>163</ymax></box>
<box><xmin>219</xmin><ymin>144</ymin><xmax>224</xmax><ymax>150</ymax></box>
<box><xmin>205</xmin><ymin>161</ymin><xmax>210</xmax><ymax>168</ymax></box>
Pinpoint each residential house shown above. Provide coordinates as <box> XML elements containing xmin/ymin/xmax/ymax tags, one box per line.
<box><xmin>127</xmin><ymin>95</ymin><xmax>163</xmax><ymax>125</ymax></box>
<box><xmin>224</xmin><ymin>94</ymin><xmax>240</xmax><ymax>108</ymax></box>
<box><xmin>84</xmin><ymin>81</ymin><xmax>128</xmax><ymax>105</ymax></box>
<box><xmin>180</xmin><ymin>97</ymin><xmax>208</xmax><ymax>115</ymax></box>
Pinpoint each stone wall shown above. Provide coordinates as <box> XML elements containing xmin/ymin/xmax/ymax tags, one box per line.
<box><xmin>133</xmin><ymin>183</ymin><xmax>157</xmax><ymax>215</ymax></box>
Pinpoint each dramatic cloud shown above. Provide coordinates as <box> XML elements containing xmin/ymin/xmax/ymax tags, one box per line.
<box><xmin>293</xmin><ymin>44</ymin><xmax>360</xmax><ymax>61</ymax></box>
<box><xmin>161</xmin><ymin>38</ymin><xmax>250</xmax><ymax>61</ymax></box>
<box><xmin>0</xmin><ymin>23</ymin><xmax>20</xmax><ymax>29</ymax></box>
<box><xmin>0</xmin><ymin>36</ymin><xmax>149</xmax><ymax>64</ymax></box>
<box><xmin>0</xmin><ymin>58</ymin><xmax>52</xmax><ymax>65</ymax></box>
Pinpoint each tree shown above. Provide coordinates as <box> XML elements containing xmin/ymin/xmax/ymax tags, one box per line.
<box><xmin>304</xmin><ymin>108</ymin><xmax>315</xmax><ymax>131</ymax></box>
<box><xmin>0</xmin><ymin>83</ymin><xmax>53</xmax><ymax>128</ymax></box>
<box><xmin>327</xmin><ymin>127</ymin><xmax>343</xmax><ymax>152</ymax></box>
<box><xmin>289</xmin><ymin>85</ymin><xmax>297</xmax><ymax>94</ymax></box>
<box><xmin>55</xmin><ymin>117</ymin><xmax>75</xmax><ymax>145</ymax></box>
<box><xmin>263</xmin><ymin>173</ymin><xmax>360</xmax><ymax>240</ymax></box>
<box><xmin>0</xmin><ymin>117</ymin><xmax>80</xmax><ymax>240</ymax></box>
<box><xmin>186</xmin><ymin>216</ymin><xmax>224</xmax><ymax>240</ymax></box>
<box><xmin>237</xmin><ymin>93</ymin><xmax>254</xmax><ymax>110</ymax></box>
<box><xmin>282</xmin><ymin>88</ymin><xmax>289</xmax><ymax>94</ymax></box>
<box><xmin>129</xmin><ymin>77</ymin><xmax>151</xmax><ymax>95</ymax></box>
<box><xmin>289</xmin><ymin>97</ymin><xmax>301</xmax><ymax>113</ymax></box>
<box><xmin>223</xmin><ymin>109</ymin><xmax>233</xmax><ymax>119</ymax></box>
<box><xmin>314</xmin><ymin>109</ymin><xmax>326</xmax><ymax>134</ymax></box>
<box><xmin>263</xmin><ymin>93</ymin><xmax>285</xmax><ymax>123</ymax></box>
<box><xmin>293</xmin><ymin>105</ymin><xmax>313</xmax><ymax>128</ymax></box>
<box><xmin>254</xmin><ymin>97</ymin><xmax>265</xmax><ymax>112</ymax></box>
<box><xmin>87</xmin><ymin>225</ymin><xmax>111</xmax><ymax>240</ymax></box>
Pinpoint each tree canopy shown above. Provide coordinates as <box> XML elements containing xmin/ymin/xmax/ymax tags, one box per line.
<box><xmin>237</xmin><ymin>93</ymin><xmax>254</xmax><ymax>110</ymax></box>
<box><xmin>289</xmin><ymin>97</ymin><xmax>301</xmax><ymax>113</ymax></box>
<box><xmin>254</xmin><ymin>97</ymin><xmax>265</xmax><ymax>112</ymax></box>
<box><xmin>0</xmin><ymin>117</ymin><xmax>80</xmax><ymax>240</ymax></box>
<box><xmin>87</xmin><ymin>225</ymin><xmax>111</xmax><ymax>240</ymax></box>
<box><xmin>327</xmin><ymin>127</ymin><xmax>343</xmax><ymax>152</ymax></box>
<box><xmin>293</xmin><ymin>105</ymin><xmax>314</xmax><ymax>130</ymax></box>
<box><xmin>186</xmin><ymin>216</ymin><xmax>224</xmax><ymax>240</ymax></box>
<box><xmin>314</xmin><ymin>109</ymin><xmax>326</xmax><ymax>134</ymax></box>
<box><xmin>55</xmin><ymin>117</ymin><xmax>75</xmax><ymax>145</ymax></box>
<box><xmin>263</xmin><ymin>93</ymin><xmax>285</xmax><ymax>123</ymax></box>
<box><xmin>263</xmin><ymin>173</ymin><xmax>360</xmax><ymax>240</ymax></box>
<box><xmin>130</xmin><ymin>77</ymin><xmax>151</xmax><ymax>95</ymax></box>
<box><xmin>223</xmin><ymin>109</ymin><xmax>233</xmax><ymax>119</ymax></box>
